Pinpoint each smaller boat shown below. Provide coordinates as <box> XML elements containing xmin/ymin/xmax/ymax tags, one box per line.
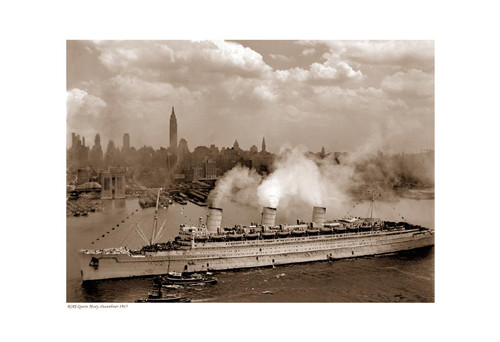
<box><xmin>306</xmin><ymin>229</ymin><xmax>319</xmax><ymax>235</ymax></box>
<box><xmin>277</xmin><ymin>231</ymin><xmax>290</xmax><ymax>237</ymax></box>
<box><xmin>161</xmin><ymin>271</ymin><xmax>217</xmax><ymax>285</ymax></box>
<box><xmin>261</xmin><ymin>232</ymin><xmax>275</xmax><ymax>239</ymax></box>
<box><xmin>291</xmin><ymin>230</ymin><xmax>305</xmax><ymax>236</ymax></box>
<box><xmin>135</xmin><ymin>286</ymin><xmax>191</xmax><ymax>303</ymax></box>
<box><xmin>320</xmin><ymin>228</ymin><xmax>333</xmax><ymax>234</ymax></box>
<box><xmin>209</xmin><ymin>235</ymin><xmax>225</xmax><ymax>241</ymax></box>
<box><xmin>226</xmin><ymin>233</ymin><xmax>244</xmax><ymax>240</ymax></box>
<box><xmin>162</xmin><ymin>284</ymin><xmax>183</xmax><ymax>289</ymax></box>
<box><xmin>244</xmin><ymin>232</ymin><xmax>259</xmax><ymax>240</ymax></box>
<box><xmin>135</xmin><ymin>294</ymin><xmax>191</xmax><ymax>303</ymax></box>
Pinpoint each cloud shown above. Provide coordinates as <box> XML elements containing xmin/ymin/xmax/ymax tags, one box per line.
<box><xmin>67</xmin><ymin>40</ymin><xmax>434</xmax><ymax>153</ymax></box>
<box><xmin>274</xmin><ymin>60</ymin><xmax>362</xmax><ymax>83</ymax></box>
<box><xmin>253</xmin><ymin>84</ymin><xmax>278</xmax><ymax>101</ymax></box>
<box><xmin>269</xmin><ymin>53</ymin><xmax>292</xmax><ymax>63</ymax></box>
<box><xmin>105</xmin><ymin>75</ymin><xmax>193</xmax><ymax>102</ymax></box>
<box><xmin>301</xmin><ymin>40</ymin><xmax>434</xmax><ymax>70</ymax></box>
<box><xmin>302</xmin><ymin>47</ymin><xmax>315</xmax><ymax>56</ymax></box>
<box><xmin>67</xmin><ymin>88</ymin><xmax>107</xmax><ymax>141</ymax></box>
<box><xmin>94</xmin><ymin>40</ymin><xmax>272</xmax><ymax>80</ymax></box>
<box><xmin>309</xmin><ymin>61</ymin><xmax>363</xmax><ymax>81</ymax></box>
<box><xmin>381</xmin><ymin>69</ymin><xmax>434</xmax><ymax>97</ymax></box>
<box><xmin>67</xmin><ymin>88</ymin><xmax>106</xmax><ymax>119</ymax></box>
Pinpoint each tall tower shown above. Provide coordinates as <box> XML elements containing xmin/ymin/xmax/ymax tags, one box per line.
<box><xmin>94</xmin><ymin>133</ymin><xmax>101</xmax><ymax>149</ymax></box>
<box><xmin>123</xmin><ymin>133</ymin><xmax>130</xmax><ymax>151</ymax></box>
<box><xmin>170</xmin><ymin>106</ymin><xmax>177</xmax><ymax>152</ymax></box>
<box><xmin>262</xmin><ymin>137</ymin><xmax>266</xmax><ymax>153</ymax></box>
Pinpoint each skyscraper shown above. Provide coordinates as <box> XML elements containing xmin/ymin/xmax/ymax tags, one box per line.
<box><xmin>94</xmin><ymin>133</ymin><xmax>101</xmax><ymax>149</ymax></box>
<box><xmin>170</xmin><ymin>106</ymin><xmax>177</xmax><ymax>152</ymax></box>
<box><xmin>123</xmin><ymin>133</ymin><xmax>130</xmax><ymax>151</ymax></box>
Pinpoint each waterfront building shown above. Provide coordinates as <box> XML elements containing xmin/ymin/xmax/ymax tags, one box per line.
<box><xmin>98</xmin><ymin>168</ymin><xmax>126</xmax><ymax>199</ymax></box>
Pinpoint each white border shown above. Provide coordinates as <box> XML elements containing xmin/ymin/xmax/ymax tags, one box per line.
<box><xmin>3</xmin><ymin>0</ymin><xmax>500</xmax><ymax>341</ymax></box>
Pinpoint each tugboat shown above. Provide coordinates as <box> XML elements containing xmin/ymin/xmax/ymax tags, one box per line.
<box><xmin>161</xmin><ymin>271</ymin><xmax>218</xmax><ymax>285</ymax></box>
<box><xmin>135</xmin><ymin>285</ymin><xmax>191</xmax><ymax>303</ymax></box>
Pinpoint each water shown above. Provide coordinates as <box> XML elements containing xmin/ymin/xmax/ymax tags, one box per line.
<box><xmin>67</xmin><ymin>198</ymin><xmax>434</xmax><ymax>302</ymax></box>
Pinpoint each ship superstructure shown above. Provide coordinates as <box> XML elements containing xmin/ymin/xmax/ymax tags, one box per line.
<box><xmin>79</xmin><ymin>190</ymin><xmax>434</xmax><ymax>281</ymax></box>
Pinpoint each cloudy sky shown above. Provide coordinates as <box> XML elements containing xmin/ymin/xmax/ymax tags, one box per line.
<box><xmin>67</xmin><ymin>40</ymin><xmax>434</xmax><ymax>153</ymax></box>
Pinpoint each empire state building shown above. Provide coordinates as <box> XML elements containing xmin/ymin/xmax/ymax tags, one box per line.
<box><xmin>170</xmin><ymin>106</ymin><xmax>177</xmax><ymax>152</ymax></box>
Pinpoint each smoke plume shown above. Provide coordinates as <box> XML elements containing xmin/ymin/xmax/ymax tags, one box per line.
<box><xmin>207</xmin><ymin>145</ymin><xmax>434</xmax><ymax>219</ymax></box>
<box><xmin>209</xmin><ymin>146</ymin><xmax>354</xmax><ymax>214</ymax></box>
<box><xmin>208</xmin><ymin>165</ymin><xmax>261</xmax><ymax>208</ymax></box>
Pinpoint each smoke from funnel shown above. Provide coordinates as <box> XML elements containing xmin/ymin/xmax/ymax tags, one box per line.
<box><xmin>208</xmin><ymin>165</ymin><xmax>261</xmax><ymax>208</ymax></box>
<box><xmin>206</xmin><ymin>144</ymin><xmax>433</xmax><ymax>220</ymax></box>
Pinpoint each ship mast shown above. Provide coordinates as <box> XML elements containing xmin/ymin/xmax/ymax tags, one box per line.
<box><xmin>150</xmin><ymin>188</ymin><xmax>161</xmax><ymax>245</ymax></box>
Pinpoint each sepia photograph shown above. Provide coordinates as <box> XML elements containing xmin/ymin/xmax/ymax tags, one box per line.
<box><xmin>4</xmin><ymin>1</ymin><xmax>500</xmax><ymax>341</ymax></box>
<box><xmin>66</xmin><ymin>40</ymin><xmax>434</xmax><ymax>303</ymax></box>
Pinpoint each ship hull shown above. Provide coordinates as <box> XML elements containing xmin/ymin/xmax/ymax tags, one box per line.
<box><xmin>79</xmin><ymin>229</ymin><xmax>434</xmax><ymax>281</ymax></box>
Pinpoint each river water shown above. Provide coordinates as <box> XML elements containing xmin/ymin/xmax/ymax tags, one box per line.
<box><xmin>66</xmin><ymin>197</ymin><xmax>434</xmax><ymax>302</ymax></box>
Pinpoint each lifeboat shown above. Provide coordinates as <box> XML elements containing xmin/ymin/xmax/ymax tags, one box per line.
<box><xmin>226</xmin><ymin>233</ymin><xmax>244</xmax><ymax>240</ymax></box>
<box><xmin>291</xmin><ymin>230</ymin><xmax>305</xmax><ymax>236</ymax></box>
<box><xmin>346</xmin><ymin>226</ymin><xmax>358</xmax><ymax>232</ymax></box>
<box><xmin>209</xmin><ymin>235</ymin><xmax>225</xmax><ymax>241</ymax></box>
<box><xmin>320</xmin><ymin>227</ymin><xmax>333</xmax><ymax>234</ymax></box>
<box><xmin>261</xmin><ymin>232</ymin><xmax>275</xmax><ymax>239</ymax></box>
<box><xmin>244</xmin><ymin>233</ymin><xmax>259</xmax><ymax>240</ymax></box>
<box><xmin>306</xmin><ymin>229</ymin><xmax>319</xmax><ymax>235</ymax></box>
<box><xmin>277</xmin><ymin>231</ymin><xmax>290</xmax><ymax>238</ymax></box>
<box><xmin>334</xmin><ymin>226</ymin><xmax>347</xmax><ymax>233</ymax></box>
<box><xmin>359</xmin><ymin>225</ymin><xmax>372</xmax><ymax>231</ymax></box>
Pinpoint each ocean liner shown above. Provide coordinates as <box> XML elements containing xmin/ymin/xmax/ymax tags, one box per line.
<box><xmin>78</xmin><ymin>190</ymin><xmax>434</xmax><ymax>281</ymax></box>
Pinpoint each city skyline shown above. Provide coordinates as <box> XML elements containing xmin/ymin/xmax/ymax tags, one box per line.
<box><xmin>67</xmin><ymin>40</ymin><xmax>434</xmax><ymax>154</ymax></box>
